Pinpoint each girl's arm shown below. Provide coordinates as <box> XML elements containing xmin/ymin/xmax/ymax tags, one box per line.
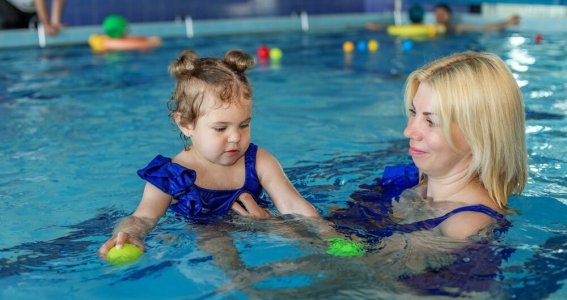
<box><xmin>98</xmin><ymin>183</ymin><xmax>172</xmax><ymax>256</ymax></box>
<box><xmin>255</xmin><ymin>148</ymin><xmax>319</xmax><ymax>218</ymax></box>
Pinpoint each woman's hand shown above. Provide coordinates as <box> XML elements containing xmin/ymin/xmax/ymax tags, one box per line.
<box><xmin>231</xmin><ymin>193</ymin><xmax>271</xmax><ymax>218</ymax></box>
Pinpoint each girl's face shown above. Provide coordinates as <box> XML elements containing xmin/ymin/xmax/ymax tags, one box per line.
<box><xmin>403</xmin><ymin>82</ymin><xmax>471</xmax><ymax>178</ymax></box>
<box><xmin>180</xmin><ymin>94</ymin><xmax>252</xmax><ymax>166</ymax></box>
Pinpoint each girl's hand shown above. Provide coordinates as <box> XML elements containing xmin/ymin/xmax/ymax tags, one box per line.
<box><xmin>98</xmin><ymin>232</ymin><xmax>145</xmax><ymax>258</ymax></box>
<box><xmin>231</xmin><ymin>193</ymin><xmax>271</xmax><ymax>218</ymax></box>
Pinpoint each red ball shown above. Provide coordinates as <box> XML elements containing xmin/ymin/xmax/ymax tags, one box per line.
<box><xmin>535</xmin><ymin>33</ymin><xmax>543</xmax><ymax>44</ymax></box>
<box><xmin>256</xmin><ymin>45</ymin><xmax>270</xmax><ymax>60</ymax></box>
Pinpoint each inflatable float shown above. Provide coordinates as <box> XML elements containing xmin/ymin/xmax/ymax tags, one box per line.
<box><xmin>88</xmin><ymin>15</ymin><xmax>161</xmax><ymax>53</ymax></box>
<box><xmin>387</xmin><ymin>24</ymin><xmax>446</xmax><ymax>39</ymax></box>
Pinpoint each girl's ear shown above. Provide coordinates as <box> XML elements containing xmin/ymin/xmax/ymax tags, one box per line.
<box><xmin>174</xmin><ymin>112</ymin><xmax>194</xmax><ymax>137</ymax></box>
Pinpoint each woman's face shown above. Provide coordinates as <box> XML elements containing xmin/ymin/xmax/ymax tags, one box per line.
<box><xmin>403</xmin><ymin>82</ymin><xmax>472</xmax><ymax>178</ymax></box>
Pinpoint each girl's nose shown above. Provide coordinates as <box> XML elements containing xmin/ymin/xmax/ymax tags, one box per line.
<box><xmin>228</xmin><ymin>130</ymin><xmax>241</xmax><ymax>143</ymax></box>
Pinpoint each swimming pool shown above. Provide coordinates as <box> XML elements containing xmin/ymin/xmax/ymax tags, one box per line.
<box><xmin>1</xmin><ymin>28</ymin><xmax>566</xmax><ymax>299</ymax></box>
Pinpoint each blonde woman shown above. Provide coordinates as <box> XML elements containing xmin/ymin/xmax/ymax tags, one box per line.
<box><xmin>239</xmin><ymin>51</ymin><xmax>527</xmax><ymax>242</ymax></box>
<box><xmin>401</xmin><ymin>51</ymin><xmax>527</xmax><ymax>240</ymax></box>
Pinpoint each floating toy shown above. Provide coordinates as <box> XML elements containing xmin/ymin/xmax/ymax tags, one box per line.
<box><xmin>387</xmin><ymin>24</ymin><xmax>444</xmax><ymax>39</ymax></box>
<box><xmin>535</xmin><ymin>33</ymin><xmax>543</xmax><ymax>44</ymax></box>
<box><xmin>88</xmin><ymin>34</ymin><xmax>107</xmax><ymax>53</ymax></box>
<box><xmin>326</xmin><ymin>237</ymin><xmax>366</xmax><ymax>257</ymax></box>
<box><xmin>103</xmin><ymin>15</ymin><xmax>128</xmax><ymax>38</ymax></box>
<box><xmin>89</xmin><ymin>15</ymin><xmax>161</xmax><ymax>53</ymax></box>
<box><xmin>367</xmin><ymin>39</ymin><xmax>379</xmax><ymax>52</ymax></box>
<box><xmin>269</xmin><ymin>48</ymin><xmax>283</xmax><ymax>61</ymax></box>
<box><xmin>106</xmin><ymin>243</ymin><xmax>143</xmax><ymax>264</ymax></box>
<box><xmin>88</xmin><ymin>34</ymin><xmax>162</xmax><ymax>53</ymax></box>
<box><xmin>356</xmin><ymin>40</ymin><xmax>367</xmax><ymax>52</ymax></box>
<box><xmin>402</xmin><ymin>39</ymin><xmax>413</xmax><ymax>51</ymax></box>
<box><xmin>342</xmin><ymin>41</ymin><xmax>354</xmax><ymax>53</ymax></box>
<box><xmin>257</xmin><ymin>45</ymin><xmax>270</xmax><ymax>60</ymax></box>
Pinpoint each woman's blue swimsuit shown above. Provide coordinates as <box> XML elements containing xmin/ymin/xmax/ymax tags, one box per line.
<box><xmin>331</xmin><ymin>163</ymin><xmax>508</xmax><ymax>241</ymax></box>
<box><xmin>137</xmin><ymin>143</ymin><xmax>264</xmax><ymax>218</ymax></box>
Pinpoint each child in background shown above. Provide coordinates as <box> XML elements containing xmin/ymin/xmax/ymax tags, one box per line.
<box><xmin>88</xmin><ymin>15</ymin><xmax>161</xmax><ymax>52</ymax></box>
<box><xmin>98</xmin><ymin>49</ymin><xmax>319</xmax><ymax>257</ymax></box>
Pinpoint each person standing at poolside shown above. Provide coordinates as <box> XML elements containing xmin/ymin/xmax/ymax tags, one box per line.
<box><xmin>435</xmin><ymin>3</ymin><xmax>520</xmax><ymax>34</ymax></box>
<box><xmin>0</xmin><ymin>0</ymin><xmax>66</xmax><ymax>36</ymax></box>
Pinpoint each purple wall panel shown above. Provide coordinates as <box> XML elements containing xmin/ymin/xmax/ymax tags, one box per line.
<box><xmin>59</xmin><ymin>0</ymin><xmax>471</xmax><ymax>26</ymax></box>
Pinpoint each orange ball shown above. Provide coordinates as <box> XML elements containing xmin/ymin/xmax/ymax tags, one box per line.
<box><xmin>342</xmin><ymin>41</ymin><xmax>354</xmax><ymax>53</ymax></box>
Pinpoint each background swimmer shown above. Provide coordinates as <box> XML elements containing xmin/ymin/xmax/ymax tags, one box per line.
<box><xmin>434</xmin><ymin>3</ymin><xmax>520</xmax><ymax>34</ymax></box>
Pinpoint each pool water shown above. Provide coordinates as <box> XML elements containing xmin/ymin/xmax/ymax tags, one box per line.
<box><xmin>0</xmin><ymin>29</ymin><xmax>566</xmax><ymax>299</ymax></box>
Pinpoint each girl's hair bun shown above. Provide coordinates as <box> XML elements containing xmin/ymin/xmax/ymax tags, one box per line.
<box><xmin>169</xmin><ymin>49</ymin><xmax>198</xmax><ymax>78</ymax></box>
<box><xmin>224</xmin><ymin>49</ymin><xmax>255</xmax><ymax>73</ymax></box>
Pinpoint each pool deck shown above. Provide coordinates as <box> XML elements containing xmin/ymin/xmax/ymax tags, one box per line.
<box><xmin>0</xmin><ymin>12</ymin><xmax>565</xmax><ymax>49</ymax></box>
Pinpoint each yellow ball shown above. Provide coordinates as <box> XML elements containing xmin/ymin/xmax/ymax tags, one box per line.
<box><xmin>106</xmin><ymin>243</ymin><xmax>143</xmax><ymax>264</ymax></box>
<box><xmin>342</xmin><ymin>41</ymin><xmax>354</xmax><ymax>53</ymax></box>
<box><xmin>367</xmin><ymin>39</ymin><xmax>379</xmax><ymax>52</ymax></box>
<box><xmin>269</xmin><ymin>48</ymin><xmax>283</xmax><ymax>61</ymax></box>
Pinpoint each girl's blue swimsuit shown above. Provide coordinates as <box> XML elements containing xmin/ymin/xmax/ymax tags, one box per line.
<box><xmin>137</xmin><ymin>143</ymin><xmax>264</xmax><ymax>218</ymax></box>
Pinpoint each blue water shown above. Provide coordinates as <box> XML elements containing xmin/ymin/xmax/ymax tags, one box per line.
<box><xmin>0</xmin><ymin>29</ymin><xmax>566</xmax><ymax>299</ymax></box>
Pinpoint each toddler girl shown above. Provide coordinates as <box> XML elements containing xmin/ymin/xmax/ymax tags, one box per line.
<box><xmin>99</xmin><ymin>49</ymin><xmax>319</xmax><ymax>256</ymax></box>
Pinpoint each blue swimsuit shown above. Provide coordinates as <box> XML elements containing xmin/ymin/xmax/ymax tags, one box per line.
<box><xmin>137</xmin><ymin>143</ymin><xmax>264</xmax><ymax>218</ymax></box>
<box><xmin>331</xmin><ymin>163</ymin><xmax>508</xmax><ymax>241</ymax></box>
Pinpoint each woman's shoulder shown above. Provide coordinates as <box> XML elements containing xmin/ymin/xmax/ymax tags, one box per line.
<box><xmin>439</xmin><ymin>211</ymin><xmax>496</xmax><ymax>240</ymax></box>
<box><xmin>440</xmin><ymin>191</ymin><xmax>505</xmax><ymax>240</ymax></box>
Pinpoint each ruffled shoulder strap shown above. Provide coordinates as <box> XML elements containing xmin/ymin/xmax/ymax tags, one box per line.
<box><xmin>137</xmin><ymin>155</ymin><xmax>197</xmax><ymax>199</ymax></box>
<box><xmin>381</xmin><ymin>163</ymin><xmax>419</xmax><ymax>188</ymax></box>
<box><xmin>380</xmin><ymin>163</ymin><xmax>419</xmax><ymax>200</ymax></box>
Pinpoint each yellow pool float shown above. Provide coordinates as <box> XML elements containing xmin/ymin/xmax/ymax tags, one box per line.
<box><xmin>387</xmin><ymin>24</ymin><xmax>446</xmax><ymax>39</ymax></box>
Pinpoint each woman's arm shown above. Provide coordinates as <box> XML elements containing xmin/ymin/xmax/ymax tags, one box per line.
<box><xmin>255</xmin><ymin>148</ymin><xmax>319</xmax><ymax>218</ymax></box>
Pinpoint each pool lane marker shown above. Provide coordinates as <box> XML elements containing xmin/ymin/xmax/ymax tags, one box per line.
<box><xmin>300</xmin><ymin>10</ymin><xmax>309</xmax><ymax>32</ymax></box>
<box><xmin>185</xmin><ymin>16</ymin><xmax>194</xmax><ymax>38</ymax></box>
<box><xmin>38</xmin><ymin>23</ymin><xmax>46</xmax><ymax>48</ymax></box>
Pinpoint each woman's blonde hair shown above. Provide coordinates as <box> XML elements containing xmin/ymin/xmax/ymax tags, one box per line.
<box><xmin>404</xmin><ymin>51</ymin><xmax>527</xmax><ymax>208</ymax></box>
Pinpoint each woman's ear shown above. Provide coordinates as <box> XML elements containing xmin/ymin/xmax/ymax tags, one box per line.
<box><xmin>174</xmin><ymin>112</ymin><xmax>194</xmax><ymax>137</ymax></box>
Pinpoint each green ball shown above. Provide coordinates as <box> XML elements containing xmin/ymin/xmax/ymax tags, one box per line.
<box><xmin>269</xmin><ymin>48</ymin><xmax>283</xmax><ymax>61</ymax></box>
<box><xmin>106</xmin><ymin>243</ymin><xmax>143</xmax><ymax>264</ymax></box>
<box><xmin>326</xmin><ymin>237</ymin><xmax>366</xmax><ymax>257</ymax></box>
<box><xmin>103</xmin><ymin>15</ymin><xmax>128</xmax><ymax>38</ymax></box>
